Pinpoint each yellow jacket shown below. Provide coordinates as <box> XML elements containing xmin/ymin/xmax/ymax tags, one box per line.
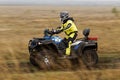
<box><xmin>62</xmin><ymin>19</ymin><xmax>78</xmax><ymax>36</ymax></box>
<box><xmin>55</xmin><ymin>17</ymin><xmax>78</xmax><ymax>38</ymax></box>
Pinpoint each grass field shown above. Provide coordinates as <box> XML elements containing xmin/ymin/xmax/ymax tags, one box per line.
<box><xmin>0</xmin><ymin>6</ymin><xmax>120</xmax><ymax>80</ymax></box>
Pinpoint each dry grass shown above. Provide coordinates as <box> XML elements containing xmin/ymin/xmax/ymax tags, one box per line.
<box><xmin>0</xmin><ymin>6</ymin><xmax>120</xmax><ymax>80</ymax></box>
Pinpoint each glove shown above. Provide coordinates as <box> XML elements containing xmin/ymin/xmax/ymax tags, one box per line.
<box><xmin>48</xmin><ymin>30</ymin><xmax>53</xmax><ymax>34</ymax></box>
<box><xmin>46</xmin><ymin>29</ymin><xmax>56</xmax><ymax>35</ymax></box>
<box><xmin>51</xmin><ymin>29</ymin><xmax>57</xmax><ymax>34</ymax></box>
<box><xmin>56</xmin><ymin>26</ymin><xmax>61</xmax><ymax>30</ymax></box>
<box><xmin>51</xmin><ymin>28</ymin><xmax>63</xmax><ymax>34</ymax></box>
<box><xmin>45</xmin><ymin>29</ymin><xmax>52</xmax><ymax>34</ymax></box>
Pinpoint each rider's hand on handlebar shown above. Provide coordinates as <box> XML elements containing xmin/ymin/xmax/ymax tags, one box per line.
<box><xmin>51</xmin><ymin>29</ymin><xmax>57</xmax><ymax>34</ymax></box>
<box><xmin>46</xmin><ymin>29</ymin><xmax>52</xmax><ymax>34</ymax></box>
<box><xmin>46</xmin><ymin>29</ymin><xmax>55</xmax><ymax>35</ymax></box>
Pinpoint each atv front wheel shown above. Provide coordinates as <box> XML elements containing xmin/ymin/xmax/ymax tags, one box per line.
<box><xmin>38</xmin><ymin>54</ymin><xmax>56</xmax><ymax>70</ymax></box>
<box><xmin>30</xmin><ymin>55</ymin><xmax>39</xmax><ymax>67</ymax></box>
<box><xmin>30</xmin><ymin>54</ymin><xmax>56</xmax><ymax>70</ymax></box>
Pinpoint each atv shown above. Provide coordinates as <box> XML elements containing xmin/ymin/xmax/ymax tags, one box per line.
<box><xmin>28</xmin><ymin>28</ymin><xmax>98</xmax><ymax>69</ymax></box>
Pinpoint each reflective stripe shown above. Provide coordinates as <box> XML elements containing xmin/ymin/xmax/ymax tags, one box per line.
<box><xmin>65</xmin><ymin>31</ymin><xmax>78</xmax><ymax>37</ymax></box>
<box><xmin>68</xmin><ymin>31</ymin><xmax>78</xmax><ymax>36</ymax></box>
<box><xmin>65</xmin><ymin>41</ymin><xmax>72</xmax><ymax>55</ymax></box>
<box><xmin>63</xmin><ymin>23</ymin><xmax>72</xmax><ymax>31</ymax></box>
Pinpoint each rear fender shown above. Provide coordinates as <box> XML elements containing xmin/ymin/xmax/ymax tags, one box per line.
<box><xmin>75</xmin><ymin>42</ymin><xmax>97</xmax><ymax>56</ymax></box>
<box><xmin>83</xmin><ymin>43</ymin><xmax>97</xmax><ymax>51</ymax></box>
<box><xmin>75</xmin><ymin>42</ymin><xmax>85</xmax><ymax>55</ymax></box>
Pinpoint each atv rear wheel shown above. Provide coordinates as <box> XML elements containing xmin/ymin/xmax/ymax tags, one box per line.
<box><xmin>82</xmin><ymin>49</ymin><xmax>98</xmax><ymax>66</ymax></box>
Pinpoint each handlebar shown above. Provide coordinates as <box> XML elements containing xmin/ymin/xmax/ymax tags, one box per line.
<box><xmin>44</xmin><ymin>29</ymin><xmax>54</xmax><ymax>37</ymax></box>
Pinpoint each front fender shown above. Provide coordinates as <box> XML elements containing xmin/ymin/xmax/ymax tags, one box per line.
<box><xmin>28</xmin><ymin>38</ymin><xmax>59</xmax><ymax>53</ymax></box>
<box><xmin>40</xmin><ymin>40</ymin><xmax>53</xmax><ymax>44</ymax></box>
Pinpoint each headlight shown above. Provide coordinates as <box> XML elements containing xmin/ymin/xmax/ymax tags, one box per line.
<box><xmin>38</xmin><ymin>42</ymin><xmax>42</xmax><ymax>45</ymax></box>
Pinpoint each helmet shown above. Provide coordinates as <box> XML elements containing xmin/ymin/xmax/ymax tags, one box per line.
<box><xmin>60</xmin><ymin>11</ymin><xmax>69</xmax><ymax>22</ymax></box>
<box><xmin>83</xmin><ymin>28</ymin><xmax>90</xmax><ymax>37</ymax></box>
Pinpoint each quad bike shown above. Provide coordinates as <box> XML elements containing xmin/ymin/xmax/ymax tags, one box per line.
<box><xmin>28</xmin><ymin>28</ymin><xmax>98</xmax><ymax>69</ymax></box>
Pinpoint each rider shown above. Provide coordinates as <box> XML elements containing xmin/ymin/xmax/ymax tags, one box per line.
<box><xmin>51</xmin><ymin>11</ymin><xmax>78</xmax><ymax>57</ymax></box>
